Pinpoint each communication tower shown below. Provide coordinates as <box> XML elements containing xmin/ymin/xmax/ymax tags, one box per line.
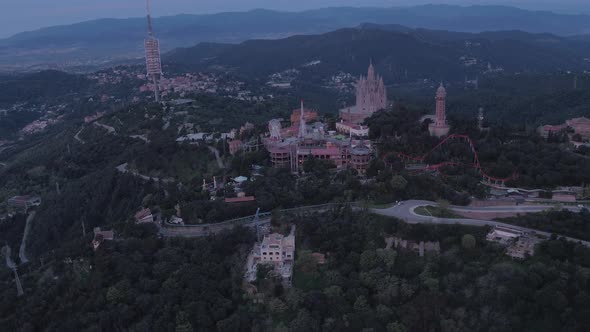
<box><xmin>144</xmin><ymin>0</ymin><xmax>162</xmax><ymax>102</ymax></box>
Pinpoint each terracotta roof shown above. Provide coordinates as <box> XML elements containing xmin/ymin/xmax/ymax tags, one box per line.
<box><xmin>135</xmin><ymin>208</ymin><xmax>152</xmax><ymax>220</ymax></box>
<box><xmin>224</xmin><ymin>196</ymin><xmax>256</xmax><ymax>203</ymax></box>
<box><xmin>312</xmin><ymin>253</ymin><xmax>326</xmax><ymax>264</ymax></box>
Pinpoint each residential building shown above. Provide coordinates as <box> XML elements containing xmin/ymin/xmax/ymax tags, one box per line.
<box><xmin>135</xmin><ymin>208</ymin><xmax>154</xmax><ymax>224</ymax></box>
<box><xmin>486</xmin><ymin>226</ymin><xmax>523</xmax><ymax>245</ymax></box>
<box><xmin>92</xmin><ymin>227</ymin><xmax>114</xmax><ymax>251</ymax></box>
<box><xmin>538</xmin><ymin>117</ymin><xmax>590</xmax><ymax>140</ymax></box>
<box><xmin>566</xmin><ymin>117</ymin><xmax>590</xmax><ymax>140</ymax></box>
<box><xmin>245</xmin><ymin>227</ymin><xmax>296</xmax><ymax>287</ymax></box>
<box><xmin>7</xmin><ymin>196</ymin><xmax>42</xmax><ymax>209</ymax></box>
<box><xmin>336</xmin><ymin>121</ymin><xmax>370</xmax><ymax>137</ymax></box>
<box><xmin>486</xmin><ymin>226</ymin><xmax>539</xmax><ymax>259</ymax></box>
<box><xmin>224</xmin><ymin>196</ymin><xmax>256</xmax><ymax>204</ymax></box>
<box><xmin>229</xmin><ymin>140</ymin><xmax>243</xmax><ymax>155</ymax></box>
<box><xmin>390</xmin><ymin>237</ymin><xmax>441</xmax><ymax>257</ymax></box>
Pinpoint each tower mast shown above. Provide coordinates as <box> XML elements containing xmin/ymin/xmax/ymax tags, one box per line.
<box><xmin>144</xmin><ymin>0</ymin><xmax>162</xmax><ymax>102</ymax></box>
<box><xmin>146</xmin><ymin>0</ymin><xmax>154</xmax><ymax>36</ymax></box>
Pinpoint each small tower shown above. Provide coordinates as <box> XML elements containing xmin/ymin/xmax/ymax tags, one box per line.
<box><xmin>478</xmin><ymin>107</ymin><xmax>485</xmax><ymax>131</ymax></box>
<box><xmin>429</xmin><ymin>83</ymin><xmax>451</xmax><ymax>137</ymax></box>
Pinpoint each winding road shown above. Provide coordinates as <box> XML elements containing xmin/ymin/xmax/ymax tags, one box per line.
<box><xmin>159</xmin><ymin>200</ymin><xmax>590</xmax><ymax>247</ymax></box>
<box><xmin>3</xmin><ymin>245</ymin><xmax>16</xmax><ymax>269</ymax></box>
<box><xmin>116</xmin><ymin>163</ymin><xmax>175</xmax><ymax>184</ymax></box>
<box><xmin>19</xmin><ymin>212</ymin><xmax>35</xmax><ymax>264</ymax></box>
<box><xmin>371</xmin><ymin>200</ymin><xmax>590</xmax><ymax>247</ymax></box>
<box><xmin>208</xmin><ymin>146</ymin><xmax>225</xmax><ymax>169</ymax></box>
<box><xmin>94</xmin><ymin>122</ymin><xmax>116</xmax><ymax>134</ymax></box>
<box><xmin>74</xmin><ymin>127</ymin><xmax>86</xmax><ymax>144</ymax></box>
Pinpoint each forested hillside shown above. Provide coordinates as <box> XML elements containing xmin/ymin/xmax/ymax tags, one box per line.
<box><xmin>3</xmin><ymin>211</ymin><xmax>590</xmax><ymax>331</ymax></box>
<box><xmin>166</xmin><ymin>25</ymin><xmax>590</xmax><ymax>81</ymax></box>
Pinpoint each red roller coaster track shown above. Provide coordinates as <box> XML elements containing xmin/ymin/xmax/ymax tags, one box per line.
<box><xmin>383</xmin><ymin>134</ymin><xmax>516</xmax><ymax>185</ymax></box>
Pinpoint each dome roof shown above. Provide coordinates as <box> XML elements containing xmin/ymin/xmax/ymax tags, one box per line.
<box><xmin>351</xmin><ymin>144</ymin><xmax>371</xmax><ymax>156</ymax></box>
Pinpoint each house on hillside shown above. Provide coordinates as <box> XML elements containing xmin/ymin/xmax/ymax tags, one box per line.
<box><xmin>92</xmin><ymin>227</ymin><xmax>114</xmax><ymax>251</ymax></box>
<box><xmin>245</xmin><ymin>226</ymin><xmax>296</xmax><ymax>287</ymax></box>
<box><xmin>486</xmin><ymin>226</ymin><xmax>539</xmax><ymax>259</ymax></box>
<box><xmin>135</xmin><ymin>208</ymin><xmax>154</xmax><ymax>224</ymax></box>
<box><xmin>390</xmin><ymin>237</ymin><xmax>440</xmax><ymax>257</ymax></box>
<box><xmin>7</xmin><ymin>196</ymin><xmax>42</xmax><ymax>210</ymax></box>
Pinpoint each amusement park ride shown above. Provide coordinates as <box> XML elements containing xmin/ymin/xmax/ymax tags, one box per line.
<box><xmin>383</xmin><ymin>134</ymin><xmax>517</xmax><ymax>187</ymax></box>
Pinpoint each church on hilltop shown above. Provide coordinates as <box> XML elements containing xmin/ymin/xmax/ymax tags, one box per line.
<box><xmin>340</xmin><ymin>62</ymin><xmax>388</xmax><ymax>124</ymax></box>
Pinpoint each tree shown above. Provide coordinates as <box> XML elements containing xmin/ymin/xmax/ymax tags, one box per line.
<box><xmin>377</xmin><ymin>248</ymin><xmax>397</xmax><ymax>270</ymax></box>
<box><xmin>387</xmin><ymin>322</ymin><xmax>408</xmax><ymax>332</ymax></box>
<box><xmin>106</xmin><ymin>286</ymin><xmax>123</xmax><ymax>304</ymax></box>
<box><xmin>390</xmin><ymin>175</ymin><xmax>408</xmax><ymax>191</ymax></box>
<box><xmin>296</xmin><ymin>250</ymin><xmax>318</xmax><ymax>274</ymax></box>
<box><xmin>289</xmin><ymin>309</ymin><xmax>315</xmax><ymax>331</ymax></box>
<box><xmin>360</xmin><ymin>250</ymin><xmax>379</xmax><ymax>271</ymax></box>
<box><xmin>269</xmin><ymin>298</ymin><xmax>288</xmax><ymax>316</ymax></box>
<box><xmin>461</xmin><ymin>234</ymin><xmax>476</xmax><ymax>250</ymax></box>
<box><xmin>175</xmin><ymin>311</ymin><xmax>193</xmax><ymax>332</ymax></box>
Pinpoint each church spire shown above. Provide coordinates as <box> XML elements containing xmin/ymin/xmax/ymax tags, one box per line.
<box><xmin>298</xmin><ymin>100</ymin><xmax>307</xmax><ymax>138</ymax></box>
<box><xmin>368</xmin><ymin>60</ymin><xmax>375</xmax><ymax>81</ymax></box>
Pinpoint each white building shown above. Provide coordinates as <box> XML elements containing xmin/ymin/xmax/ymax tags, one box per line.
<box><xmin>260</xmin><ymin>232</ymin><xmax>295</xmax><ymax>264</ymax></box>
<box><xmin>336</xmin><ymin>121</ymin><xmax>370</xmax><ymax>137</ymax></box>
<box><xmin>486</xmin><ymin>226</ymin><xmax>523</xmax><ymax>245</ymax></box>
<box><xmin>245</xmin><ymin>227</ymin><xmax>296</xmax><ymax>287</ymax></box>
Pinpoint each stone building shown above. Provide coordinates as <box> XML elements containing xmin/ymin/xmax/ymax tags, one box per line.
<box><xmin>264</xmin><ymin>106</ymin><xmax>373</xmax><ymax>174</ymax></box>
<box><xmin>429</xmin><ymin>83</ymin><xmax>451</xmax><ymax>137</ymax></box>
<box><xmin>245</xmin><ymin>228</ymin><xmax>296</xmax><ymax>287</ymax></box>
<box><xmin>340</xmin><ymin>62</ymin><xmax>388</xmax><ymax>124</ymax></box>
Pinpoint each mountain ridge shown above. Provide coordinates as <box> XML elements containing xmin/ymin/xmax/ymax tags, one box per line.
<box><xmin>164</xmin><ymin>24</ymin><xmax>590</xmax><ymax>82</ymax></box>
<box><xmin>3</xmin><ymin>5</ymin><xmax>590</xmax><ymax>69</ymax></box>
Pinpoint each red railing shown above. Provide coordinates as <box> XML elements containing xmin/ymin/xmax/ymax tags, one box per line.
<box><xmin>383</xmin><ymin>134</ymin><xmax>516</xmax><ymax>184</ymax></box>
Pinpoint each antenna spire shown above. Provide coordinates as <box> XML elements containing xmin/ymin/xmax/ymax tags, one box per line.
<box><xmin>146</xmin><ymin>0</ymin><xmax>153</xmax><ymax>36</ymax></box>
<box><xmin>299</xmin><ymin>100</ymin><xmax>306</xmax><ymax>138</ymax></box>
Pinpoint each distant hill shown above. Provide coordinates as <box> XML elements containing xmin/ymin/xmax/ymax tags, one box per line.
<box><xmin>3</xmin><ymin>5</ymin><xmax>590</xmax><ymax>69</ymax></box>
<box><xmin>0</xmin><ymin>70</ymin><xmax>91</xmax><ymax>105</ymax></box>
<box><xmin>165</xmin><ymin>25</ymin><xmax>590</xmax><ymax>82</ymax></box>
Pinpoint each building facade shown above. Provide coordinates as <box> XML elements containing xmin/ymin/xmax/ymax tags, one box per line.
<box><xmin>7</xmin><ymin>196</ymin><xmax>42</xmax><ymax>210</ymax></box>
<box><xmin>429</xmin><ymin>83</ymin><xmax>451</xmax><ymax>137</ymax></box>
<box><xmin>336</xmin><ymin>121</ymin><xmax>370</xmax><ymax>137</ymax></box>
<box><xmin>537</xmin><ymin>117</ymin><xmax>590</xmax><ymax>141</ymax></box>
<box><xmin>340</xmin><ymin>62</ymin><xmax>388</xmax><ymax>124</ymax></box>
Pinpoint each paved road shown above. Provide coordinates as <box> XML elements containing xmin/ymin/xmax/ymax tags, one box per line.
<box><xmin>19</xmin><ymin>212</ymin><xmax>35</xmax><ymax>264</ymax></box>
<box><xmin>130</xmin><ymin>134</ymin><xmax>149</xmax><ymax>143</ymax></box>
<box><xmin>3</xmin><ymin>245</ymin><xmax>16</xmax><ymax>269</ymax></box>
<box><xmin>371</xmin><ymin>200</ymin><xmax>590</xmax><ymax>247</ymax></box>
<box><xmin>74</xmin><ymin>127</ymin><xmax>86</xmax><ymax>144</ymax></box>
<box><xmin>159</xmin><ymin>200</ymin><xmax>590</xmax><ymax>247</ymax></box>
<box><xmin>94</xmin><ymin>122</ymin><xmax>116</xmax><ymax>134</ymax></box>
<box><xmin>160</xmin><ymin>217</ymin><xmax>271</xmax><ymax>238</ymax></box>
<box><xmin>116</xmin><ymin>163</ymin><xmax>175</xmax><ymax>184</ymax></box>
<box><xmin>208</xmin><ymin>146</ymin><xmax>225</xmax><ymax>169</ymax></box>
<box><xmin>159</xmin><ymin>204</ymin><xmax>341</xmax><ymax>238</ymax></box>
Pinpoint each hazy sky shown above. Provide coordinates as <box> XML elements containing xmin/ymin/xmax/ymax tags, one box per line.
<box><xmin>1</xmin><ymin>0</ymin><xmax>589</xmax><ymax>38</ymax></box>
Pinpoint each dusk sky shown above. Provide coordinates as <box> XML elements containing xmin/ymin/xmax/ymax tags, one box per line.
<box><xmin>1</xmin><ymin>0</ymin><xmax>589</xmax><ymax>38</ymax></box>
